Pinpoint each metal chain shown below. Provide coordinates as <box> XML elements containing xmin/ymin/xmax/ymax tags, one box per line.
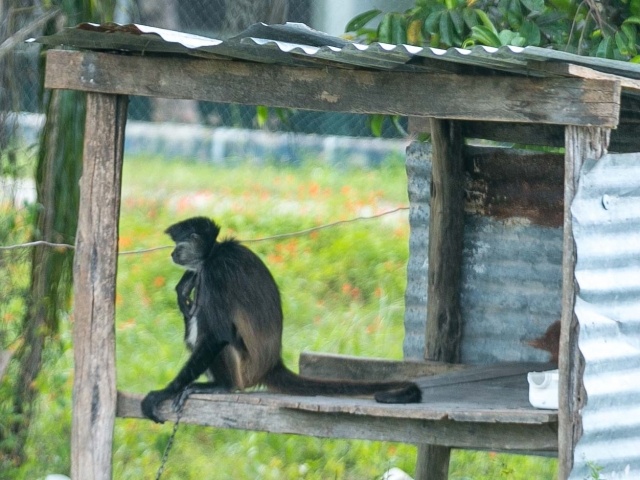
<box><xmin>155</xmin><ymin>402</ymin><xmax>184</xmax><ymax>480</ymax></box>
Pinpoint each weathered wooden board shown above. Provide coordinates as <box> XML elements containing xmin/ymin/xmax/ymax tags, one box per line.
<box><xmin>532</xmin><ymin>61</ymin><xmax>640</xmax><ymax>93</ymax></box>
<box><xmin>409</xmin><ymin>119</ymin><xmax>639</xmax><ymax>153</ymax></box>
<box><xmin>44</xmin><ymin>49</ymin><xmax>621</xmax><ymax>127</ymax></box>
<box><xmin>117</xmin><ymin>390</ymin><xmax>557</xmax><ymax>452</ymax></box>
<box><xmin>558</xmin><ymin>126</ymin><xmax>609</xmax><ymax>479</ymax></box>
<box><xmin>71</xmin><ymin>93</ymin><xmax>127</xmax><ymax>480</ymax></box>
<box><xmin>298</xmin><ymin>352</ymin><xmax>466</xmax><ymax>382</ymax></box>
<box><xmin>426</xmin><ymin>119</ymin><xmax>464</xmax><ymax>365</ymax></box>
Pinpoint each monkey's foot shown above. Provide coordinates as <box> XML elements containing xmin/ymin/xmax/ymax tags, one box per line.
<box><xmin>172</xmin><ymin>383</ymin><xmax>230</xmax><ymax>413</ymax></box>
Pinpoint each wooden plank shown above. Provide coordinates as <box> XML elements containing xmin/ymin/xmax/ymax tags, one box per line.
<box><xmin>416</xmin><ymin>446</ymin><xmax>450</xmax><ymax>480</ymax></box>
<box><xmin>44</xmin><ymin>49</ymin><xmax>621</xmax><ymax>127</ymax></box>
<box><xmin>71</xmin><ymin>93</ymin><xmax>127</xmax><ymax>480</ymax></box>
<box><xmin>426</xmin><ymin>118</ymin><xmax>464</xmax><ymax>365</ymax></box>
<box><xmin>298</xmin><ymin>352</ymin><xmax>466</xmax><ymax>382</ymax></box>
<box><xmin>415</xmin><ymin>362</ymin><xmax>553</xmax><ymax>389</ymax></box>
<box><xmin>117</xmin><ymin>391</ymin><xmax>558</xmax><ymax>452</ymax></box>
<box><xmin>409</xmin><ymin>118</ymin><xmax>640</xmax><ymax>153</ymax></box>
<box><xmin>409</xmin><ymin>117</ymin><xmax>565</xmax><ymax>147</ymax></box>
<box><xmin>534</xmin><ymin>62</ymin><xmax>640</xmax><ymax>93</ymax></box>
<box><xmin>417</xmin><ymin>119</ymin><xmax>465</xmax><ymax>479</ymax></box>
<box><xmin>558</xmin><ymin>126</ymin><xmax>610</xmax><ymax>479</ymax></box>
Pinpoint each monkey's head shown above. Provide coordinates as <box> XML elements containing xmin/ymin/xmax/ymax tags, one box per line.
<box><xmin>165</xmin><ymin>217</ymin><xmax>221</xmax><ymax>271</ymax></box>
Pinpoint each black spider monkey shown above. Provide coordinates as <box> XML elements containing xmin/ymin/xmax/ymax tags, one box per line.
<box><xmin>141</xmin><ymin>216</ymin><xmax>421</xmax><ymax>423</ymax></box>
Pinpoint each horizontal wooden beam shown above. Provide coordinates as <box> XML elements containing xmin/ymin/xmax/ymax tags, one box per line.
<box><xmin>409</xmin><ymin>118</ymin><xmax>638</xmax><ymax>152</ymax></box>
<box><xmin>298</xmin><ymin>352</ymin><xmax>466</xmax><ymax>381</ymax></box>
<box><xmin>44</xmin><ymin>49</ymin><xmax>620</xmax><ymax>127</ymax></box>
<box><xmin>117</xmin><ymin>391</ymin><xmax>558</xmax><ymax>452</ymax></box>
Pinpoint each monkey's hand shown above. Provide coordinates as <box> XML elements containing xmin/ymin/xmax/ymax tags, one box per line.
<box><xmin>176</xmin><ymin>271</ymin><xmax>197</xmax><ymax>318</ymax></box>
<box><xmin>171</xmin><ymin>382</ymin><xmax>230</xmax><ymax>413</ymax></box>
<box><xmin>141</xmin><ymin>389</ymin><xmax>175</xmax><ymax>424</ymax></box>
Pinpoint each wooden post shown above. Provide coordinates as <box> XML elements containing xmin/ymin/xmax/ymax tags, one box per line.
<box><xmin>558</xmin><ymin>126</ymin><xmax>609</xmax><ymax>479</ymax></box>
<box><xmin>71</xmin><ymin>93</ymin><xmax>127</xmax><ymax>480</ymax></box>
<box><xmin>415</xmin><ymin>118</ymin><xmax>465</xmax><ymax>480</ymax></box>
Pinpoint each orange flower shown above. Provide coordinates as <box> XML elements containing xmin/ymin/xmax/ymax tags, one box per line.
<box><xmin>308</xmin><ymin>182</ymin><xmax>320</xmax><ymax>196</ymax></box>
<box><xmin>119</xmin><ymin>236</ymin><xmax>133</xmax><ymax>249</ymax></box>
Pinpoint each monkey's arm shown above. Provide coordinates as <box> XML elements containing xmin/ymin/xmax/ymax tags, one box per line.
<box><xmin>141</xmin><ymin>336</ymin><xmax>228</xmax><ymax>423</ymax></box>
<box><xmin>176</xmin><ymin>270</ymin><xmax>196</xmax><ymax>318</ymax></box>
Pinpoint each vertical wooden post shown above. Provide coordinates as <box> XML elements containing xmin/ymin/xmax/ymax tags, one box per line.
<box><xmin>71</xmin><ymin>93</ymin><xmax>127</xmax><ymax>480</ymax></box>
<box><xmin>558</xmin><ymin>126</ymin><xmax>609</xmax><ymax>480</ymax></box>
<box><xmin>415</xmin><ymin>118</ymin><xmax>465</xmax><ymax>480</ymax></box>
<box><xmin>425</xmin><ymin>118</ymin><xmax>464</xmax><ymax>363</ymax></box>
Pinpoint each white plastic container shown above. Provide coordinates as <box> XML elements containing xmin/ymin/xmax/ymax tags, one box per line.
<box><xmin>527</xmin><ymin>369</ymin><xmax>559</xmax><ymax>409</ymax></box>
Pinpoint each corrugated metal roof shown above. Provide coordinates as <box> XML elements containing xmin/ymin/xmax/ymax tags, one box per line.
<box><xmin>33</xmin><ymin>22</ymin><xmax>640</xmax><ymax>85</ymax></box>
<box><xmin>571</xmin><ymin>153</ymin><xmax>640</xmax><ymax>480</ymax></box>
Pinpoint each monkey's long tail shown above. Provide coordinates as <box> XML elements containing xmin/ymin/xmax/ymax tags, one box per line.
<box><xmin>263</xmin><ymin>361</ymin><xmax>421</xmax><ymax>403</ymax></box>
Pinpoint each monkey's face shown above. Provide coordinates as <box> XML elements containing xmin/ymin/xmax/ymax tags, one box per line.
<box><xmin>171</xmin><ymin>237</ymin><xmax>203</xmax><ymax>271</ymax></box>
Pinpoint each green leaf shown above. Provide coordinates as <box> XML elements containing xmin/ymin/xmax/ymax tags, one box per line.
<box><xmin>471</xmin><ymin>25</ymin><xmax>502</xmax><ymax>47</ymax></box>
<box><xmin>499</xmin><ymin>29</ymin><xmax>518</xmax><ymax>45</ymax></box>
<box><xmin>390</xmin><ymin>115</ymin><xmax>408</xmax><ymax>137</ymax></box>
<box><xmin>630</xmin><ymin>55</ymin><xmax>640</xmax><ymax>63</ymax></box>
<box><xmin>506</xmin><ymin>0</ymin><xmax>523</xmax><ymax>28</ymax></box>
<box><xmin>475</xmin><ymin>9</ymin><xmax>498</xmax><ymax>35</ymax></box>
<box><xmin>511</xmin><ymin>34</ymin><xmax>527</xmax><ymax>47</ymax></box>
<box><xmin>596</xmin><ymin>36</ymin><xmax>614</xmax><ymax>59</ymax></box>
<box><xmin>623</xmin><ymin>16</ymin><xmax>640</xmax><ymax>26</ymax></box>
<box><xmin>622</xmin><ymin>23</ymin><xmax>637</xmax><ymax>53</ymax></box>
<box><xmin>615</xmin><ymin>31</ymin><xmax>631</xmax><ymax>57</ymax></box>
<box><xmin>449</xmin><ymin>9</ymin><xmax>465</xmax><ymax>36</ymax></box>
<box><xmin>390</xmin><ymin>13</ymin><xmax>408</xmax><ymax>44</ymax></box>
<box><xmin>256</xmin><ymin>105</ymin><xmax>269</xmax><ymax>128</ymax></box>
<box><xmin>377</xmin><ymin>13</ymin><xmax>393</xmax><ymax>43</ymax></box>
<box><xmin>520</xmin><ymin>19</ymin><xmax>541</xmax><ymax>46</ymax></box>
<box><xmin>462</xmin><ymin>8</ymin><xmax>479</xmax><ymax>29</ymax></box>
<box><xmin>520</xmin><ymin>0</ymin><xmax>545</xmax><ymax>13</ymax></box>
<box><xmin>345</xmin><ymin>9</ymin><xmax>382</xmax><ymax>32</ymax></box>
<box><xmin>369</xmin><ymin>114</ymin><xmax>384</xmax><ymax>137</ymax></box>
<box><xmin>439</xmin><ymin>11</ymin><xmax>454</xmax><ymax>46</ymax></box>
<box><xmin>425</xmin><ymin>11</ymin><xmax>442</xmax><ymax>35</ymax></box>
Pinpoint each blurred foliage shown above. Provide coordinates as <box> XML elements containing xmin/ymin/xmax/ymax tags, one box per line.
<box><xmin>0</xmin><ymin>0</ymin><xmax>116</xmax><ymax>470</ymax></box>
<box><xmin>345</xmin><ymin>0</ymin><xmax>640</xmax><ymax>61</ymax></box>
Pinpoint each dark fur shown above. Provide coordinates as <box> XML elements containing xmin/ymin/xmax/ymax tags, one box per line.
<box><xmin>141</xmin><ymin>217</ymin><xmax>421</xmax><ymax>423</ymax></box>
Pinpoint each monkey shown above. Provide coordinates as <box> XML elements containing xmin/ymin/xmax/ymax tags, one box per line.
<box><xmin>141</xmin><ymin>217</ymin><xmax>421</xmax><ymax>423</ymax></box>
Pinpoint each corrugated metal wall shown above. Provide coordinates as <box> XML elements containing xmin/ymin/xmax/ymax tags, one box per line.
<box><xmin>571</xmin><ymin>153</ymin><xmax>640</xmax><ymax>479</ymax></box>
<box><xmin>404</xmin><ymin>142</ymin><xmax>564</xmax><ymax>364</ymax></box>
<box><xmin>404</xmin><ymin>142</ymin><xmax>431</xmax><ymax>360</ymax></box>
<box><xmin>404</xmin><ymin>144</ymin><xmax>640</xmax><ymax>475</ymax></box>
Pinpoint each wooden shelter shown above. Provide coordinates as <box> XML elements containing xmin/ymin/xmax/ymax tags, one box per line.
<box><xmin>39</xmin><ymin>23</ymin><xmax>640</xmax><ymax>480</ymax></box>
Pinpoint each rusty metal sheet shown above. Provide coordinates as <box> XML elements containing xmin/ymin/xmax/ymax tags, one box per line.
<box><xmin>404</xmin><ymin>142</ymin><xmax>564</xmax><ymax>364</ymax></box>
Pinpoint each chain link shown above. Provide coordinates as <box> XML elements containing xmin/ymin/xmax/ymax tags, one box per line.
<box><xmin>155</xmin><ymin>402</ymin><xmax>184</xmax><ymax>480</ymax></box>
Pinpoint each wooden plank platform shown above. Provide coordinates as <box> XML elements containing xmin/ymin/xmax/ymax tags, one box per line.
<box><xmin>117</xmin><ymin>362</ymin><xmax>558</xmax><ymax>453</ymax></box>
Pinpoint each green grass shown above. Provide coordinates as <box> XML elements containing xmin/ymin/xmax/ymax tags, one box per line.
<box><xmin>7</xmin><ymin>155</ymin><xmax>557</xmax><ymax>479</ymax></box>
